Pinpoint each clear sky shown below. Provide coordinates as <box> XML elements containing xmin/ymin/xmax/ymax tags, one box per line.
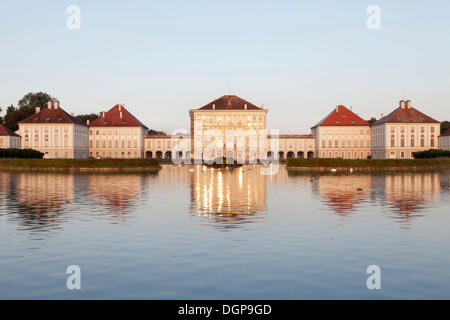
<box><xmin>1</xmin><ymin>0</ymin><xmax>449</xmax><ymax>134</ymax></box>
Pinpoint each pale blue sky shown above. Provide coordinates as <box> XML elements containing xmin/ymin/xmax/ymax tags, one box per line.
<box><xmin>1</xmin><ymin>0</ymin><xmax>449</xmax><ymax>133</ymax></box>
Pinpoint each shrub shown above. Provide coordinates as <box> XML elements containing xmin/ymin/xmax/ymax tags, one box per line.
<box><xmin>0</xmin><ymin>148</ymin><xmax>44</xmax><ymax>159</ymax></box>
<box><xmin>412</xmin><ymin>149</ymin><xmax>450</xmax><ymax>159</ymax></box>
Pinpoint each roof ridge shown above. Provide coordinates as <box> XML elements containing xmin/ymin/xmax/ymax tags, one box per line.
<box><xmin>0</xmin><ymin>123</ymin><xmax>20</xmax><ymax>136</ymax></box>
<box><xmin>312</xmin><ymin>105</ymin><xmax>369</xmax><ymax>128</ymax></box>
<box><xmin>198</xmin><ymin>95</ymin><xmax>262</xmax><ymax>110</ymax></box>
<box><xmin>90</xmin><ymin>104</ymin><xmax>148</xmax><ymax>129</ymax></box>
<box><xmin>374</xmin><ymin>105</ymin><xmax>439</xmax><ymax>125</ymax></box>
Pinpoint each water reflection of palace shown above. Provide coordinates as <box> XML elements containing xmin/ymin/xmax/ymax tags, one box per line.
<box><xmin>314</xmin><ymin>172</ymin><xmax>442</xmax><ymax>221</ymax></box>
<box><xmin>190</xmin><ymin>166</ymin><xmax>266</xmax><ymax>229</ymax></box>
<box><xmin>14</xmin><ymin>173</ymin><xmax>75</xmax><ymax>226</ymax></box>
<box><xmin>315</xmin><ymin>175</ymin><xmax>372</xmax><ymax>215</ymax></box>
<box><xmin>88</xmin><ymin>174</ymin><xmax>149</xmax><ymax>214</ymax></box>
<box><xmin>372</xmin><ymin>173</ymin><xmax>441</xmax><ymax>221</ymax></box>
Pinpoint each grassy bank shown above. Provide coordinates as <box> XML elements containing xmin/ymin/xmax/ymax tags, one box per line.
<box><xmin>287</xmin><ymin>158</ymin><xmax>450</xmax><ymax>168</ymax></box>
<box><xmin>0</xmin><ymin>158</ymin><xmax>161</xmax><ymax>170</ymax></box>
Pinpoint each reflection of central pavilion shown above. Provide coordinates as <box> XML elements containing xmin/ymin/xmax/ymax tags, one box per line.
<box><xmin>190</xmin><ymin>166</ymin><xmax>266</xmax><ymax>229</ymax></box>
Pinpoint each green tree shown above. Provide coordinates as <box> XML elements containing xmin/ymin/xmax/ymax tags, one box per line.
<box><xmin>0</xmin><ymin>106</ymin><xmax>3</xmax><ymax>124</ymax></box>
<box><xmin>148</xmin><ymin>129</ymin><xmax>167</xmax><ymax>135</ymax></box>
<box><xmin>18</xmin><ymin>92</ymin><xmax>52</xmax><ymax>114</ymax></box>
<box><xmin>441</xmin><ymin>121</ymin><xmax>450</xmax><ymax>134</ymax></box>
<box><xmin>76</xmin><ymin>113</ymin><xmax>101</xmax><ymax>124</ymax></box>
<box><xmin>3</xmin><ymin>92</ymin><xmax>53</xmax><ymax>131</ymax></box>
<box><xmin>367</xmin><ymin>117</ymin><xmax>377</xmax><ymax>125</ymax></box>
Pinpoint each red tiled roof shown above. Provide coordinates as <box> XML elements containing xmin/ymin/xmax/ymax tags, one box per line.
<box><xmin>312</xmin><ymin>105</ymin><xmax>370</xmax><ymax>128</ymax></box>
<box><xmin>374</xmin><ymin>106</ymin><xmax>439</xmax><ymax>125</ymax></box>
<box><xmin>441</xmin><ymin>129</ymin><xmax>450</xmax><ymax>137</ymax></box>
<box><xmin>198</xmin><ymin>95</ymin><xmax>263</xmax><ymax>110</ymax></box>
<box><xmin>19</xmin><ymin>107</ymin><xmax>86</xmax><ymax>126</ymax></box>
<box><xmin>0</xmin><ymin>124</ymin><xmax>20</xmax><ymax>137</ymax></box>
<box><xmin>90</xmin><ymin>104</ymin><xmax>148</xmax><ymax>129</ymax></box>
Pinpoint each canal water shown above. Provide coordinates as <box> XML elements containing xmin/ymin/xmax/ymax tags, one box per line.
<box><xmin>0</xmin><ymin>165</ymin><xmax>450</xmax><ymax>299</ymax></box>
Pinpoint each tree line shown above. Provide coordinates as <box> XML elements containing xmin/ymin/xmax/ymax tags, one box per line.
<box><xmin>0</xmin><ymin>92</ymin><xmax>166</xmax><ymax>134</ymax></box>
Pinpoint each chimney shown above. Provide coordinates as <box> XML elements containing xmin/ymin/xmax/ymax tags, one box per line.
<box><xmin>54</xmin><ymin>100</ymin><xmax>60</xmax><ymax>109</ymax></box>
<box><xmin>336</xmin><ymin>105</ymin><xmax>339</xmax><ymax>112</ymax></box>
<box><xmin>406</xmin><ymin>100</ymin><xmax>412</xmax><ymax>109</ymax></box>
<box><xmin>399</xmin><ymin>100</ymin><xmax>405</xmax><ymax>109</ymax></box>
<box><xmin>119</xmin><ymin>105</ymin><xmax>122</xmax><ymax>111</ymax></box>
<box><xmin>87</xmin><ymin>119</ymin><xmax>90</xmax><ymax>125</ymax></box>
<box><xmin>47</xmin><ymin>100</ymin><xmax>53</xmax><ymax>109</ymax></box>
<box><xmin>212</xmin><ymin>104</ymin><xmax>215</xmax><ymax>110</ymax></box>
<box><xmin>244</xmin><ymin>104</ymin><xmax>247</xmax><ymax>110</ymax></box>
<box><xmin>102</xmin><ymin>112</ymin><xmax>105</xmax><ymax>117</ymax></box>
<box><xmin>35</xmin><ymin>107</ymin><xmax>40</xmax><ymax>114</ymax></box>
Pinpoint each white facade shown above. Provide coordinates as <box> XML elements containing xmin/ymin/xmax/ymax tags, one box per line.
<box><xmin>371</xmin><ymin>123</ymin><xmax>440</xmax><ymax>159</ymax></box>
<box><xmin>17</xmin><ymin>101</ymin><xmax>89</xmax><ymax>159</ymax></box>
<box><xmin>18</xmin><ymin>123</ymin><xmax>89</xmax><ymax>159</ymax></box>
<box><xmin>312</xmin><ymin>125</ymin><xmax>371</xmax><ymax>159</ymax></box>
<box><xmin>268</xmin><ymin>135</ymin><xmax>315</xmax><ymax>159</ymax></box>
<box><xmin>144</xmin><ymin>135</ymin><xmax>191</xmax><ymax>160</ymax></box>
<box><xmin>144</xmin><ymin>134</ymin><xmax>315</xmax><ymax>161</ymax></box>
<box><xmin>0</xmin><ymin>134</ymin><xmax>21</xmax><ymax>149</ymax></box>
<box><xmin>439</xmin><ymin>134</ymin><xmax>450</xmax><ymax>151</ymax></box>
<box><xmin>89</xmin><ymin>126</ymin><xmax>146</xmax><ymax>159</ymax></box>
<box><xmin>189</xmin><ymin>109</ymin><xmax>269</xmax><ymax>162</ymax></box>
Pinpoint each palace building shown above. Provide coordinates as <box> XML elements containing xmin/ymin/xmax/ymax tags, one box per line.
<box><xmin>89</xmin><ymin>104</ymin><xmax>149</xmax><ymax>159</ymax></box>
<box><xmin>0</xmin><ymin>124</ymin><xmax>21</xmax><ymax>149</ymax></box>
<box><xmin>189</xmin><ymin>95</ymin><xmax>269</xmax><ymax>162</ymax></box>
<box><xmin>311</xmin><ymin>105</ymin><xmax>371</xmax><ymax>159</ymax></box>
<box><xmin>371</xmin><ymin>100</ymin><xmax>440</xmax><ymax>159</ymax></box>
<box><xmin>17</xmin><ymin>100</ymin><xmax>89</xmax><ymax>159</ymax></box>
<box><xmin>4</xmin><ymin>95</ymin><xmax>445</xmax><ymax>161</ymax></box>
